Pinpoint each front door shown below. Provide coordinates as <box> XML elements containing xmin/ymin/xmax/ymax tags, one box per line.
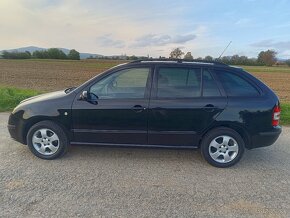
<box><xmin>71</xmin><ymin>67</ymin><xmax>152</xmax><ymax>145</ymax></box>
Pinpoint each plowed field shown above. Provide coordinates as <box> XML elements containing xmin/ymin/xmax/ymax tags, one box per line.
<box><xmin>0</xmin><ymin>59</ymin><xmax>289</xmax><ymax>102</ymax></box>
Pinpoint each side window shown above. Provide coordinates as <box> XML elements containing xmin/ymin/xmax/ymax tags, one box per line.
<box><xmin>202</xmin><ymin>70</ymin><xmax>221</xmax><ymax>97</ymax></box>
<box><xmin>217</xmin><ymin>70</ymin><xmax>259</xmax><ymax>96</ymax></box>
<box><xmin>90</xmin><ymin>68</ymin><xmax>150</xmax><ymax>99</ymax></box>
<box><xmin>157</xmin><ymin>68</ymin><xmax>201</xmax><ymax>98</ymax></box>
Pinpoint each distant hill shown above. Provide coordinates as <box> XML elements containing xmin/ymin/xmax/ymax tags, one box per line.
<box><xmin>0</xmin><ymin>46</ymin><xmax>103</xmax><ymax>59</ymax></box>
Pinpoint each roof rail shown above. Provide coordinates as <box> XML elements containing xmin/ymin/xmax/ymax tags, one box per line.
<box><xmin>129</xmin><ymin>58</ymin><xmax>228</xmax><ymax>66</ymax></box>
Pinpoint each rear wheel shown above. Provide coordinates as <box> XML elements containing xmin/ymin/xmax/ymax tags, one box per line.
<box><xmin>27</xmin><ymin>121</ymin><xmax>69</xmax><ymax>160</ymax></box>
<box><xmin>201</xmin><ymin>127</ymin><xmax>245</xmax><ymax>168</ymax></box>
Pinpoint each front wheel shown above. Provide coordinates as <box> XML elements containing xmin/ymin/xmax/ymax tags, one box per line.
<box><xmin>201</xmin><ymin>127</ymin><xmax>245</xmax><ymax>168</ymax></box>
<box><xmin>27</xmin><ymin>121</ymin><xmax>69</xmax><ymax>160</ymax></box>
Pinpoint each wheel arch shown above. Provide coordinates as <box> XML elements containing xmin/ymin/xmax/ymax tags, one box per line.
<box><xmin>199</xmin><ymin>123</ymin><xmax>251</xmax><ymax>149</ymax></box>
<box><xmin>22</xmin><ymin>117</ymin><xmax>71</xmax><ymax>145</ymax></box>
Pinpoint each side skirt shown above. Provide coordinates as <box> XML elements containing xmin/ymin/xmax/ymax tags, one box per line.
<box><xmin>70</xmin><ymin>142</ymin><xmax>199</xmax><ymax>149</ymax></box>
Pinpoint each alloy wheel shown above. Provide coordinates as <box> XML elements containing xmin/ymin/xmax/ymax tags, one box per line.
<box><xmin>208</xmin><ymin>135</ymin><xmax>239</xmax><ymax>163</ymax></box>
<box><xmin>32</xmin><ymin>128</ymin><xmax>60</xmax><ymax>156</ymax></box>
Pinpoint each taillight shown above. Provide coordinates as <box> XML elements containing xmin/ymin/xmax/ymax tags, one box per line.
<box><xmin>272</xmin><ymin>105</ymin><xmax>281</xmax><ymax>126</ymax></box>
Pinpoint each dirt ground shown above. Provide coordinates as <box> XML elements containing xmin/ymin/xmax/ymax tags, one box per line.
<box><xmin>1</xmin><ymin>112</ymin><xmax>290</xmax><ymax>217</ymax></box>
<box><xmin>0</xmin><ymin>59</ymin><xmax>289</xmax><ymax>102</ymax></box>
<box><xmin>0</xmin><ymin>59</ymin><xmax>123</xmax><ymax>91</ymax></box>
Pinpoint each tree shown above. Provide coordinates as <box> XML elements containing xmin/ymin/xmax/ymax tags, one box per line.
<box><xmin>184</xmin><ymin>52</ymin><xmax>193</xmax><ymax>60</ymax></box>
<box><xmin>2</xmin><ymin>51</ymin><xmax>10</xmax><ymax>58</ymax></box>
<box><xmin>169</xmin><ymin>48</ymin><xmax>184</xmax><ymax>59</ymax></box>
<box><xmin>286</xmin><ymin>59</ymin><xmax>290</xmax><ymax>67</ymax></box>
<box><xmin>239</xmin><ymin>56</ymin><xmax>248</xmax><ymax>65</ymax></box>
<box><xmin>257</xmin><ymin>50</ymin><xmax>277</xmax><ymax>66</ymax></box>
<box><xmin>231</xmin><ymin>55</ymin><xmax>240</xmax><ymax>65</ymax></box>
<box><xmin>204</xmin><ymin>55</ymin><xmax>213</xmax><ymax>61</ymax></box>
<box><xmin>47</xmin><ymin>48</ymin><xmax>67</xmax><ymax>59</ymax></box>
<box><xmin>127</xmin><ymin>55</ymin><xmax>138</xmax><ymax>60</ymax></box>
<box><xmin>33</xmin><ymin>48</ymin><xmax>67</xmax><ymax>59</ymax></box>
<box><xmin>68</xmin><ymin>49</ymin><xmax>80</xmax><ymax>60</ymax></box>
<box><xmin>220</xmin><ymin>56</ymin><xmax>231</xmax><ymax>64</ymax></box>
<box><xmin>33</xmin><ymin>50</ymin><xmax>49</xmax><ymax>59</ymax></box>
<box><xmin>1</xmin><ymin>50</ymin><xmax>31</xmax><ymax>59</ymax></box>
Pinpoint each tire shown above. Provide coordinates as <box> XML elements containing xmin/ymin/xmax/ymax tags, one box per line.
<box><xmin>201</xmin><ymin>127</ymin><xmax>245</xmax><ymax>168</ymax></box>
<box><xmin>27</xmin><ymin>121</ymin><xmax>69</xmax><ymax>160</ymax></box>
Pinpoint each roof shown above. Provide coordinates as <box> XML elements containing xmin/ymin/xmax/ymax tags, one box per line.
<box><xmin>128</xmin><ymin>59</ymin><xmax>229</xmax><ymax>67</ymax></box>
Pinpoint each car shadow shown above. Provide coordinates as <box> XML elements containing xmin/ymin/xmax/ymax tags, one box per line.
<box><xmin>66</xmin><ymin>144</ymin><xmax>203</xmax><ymax>165</ymax></box>
<box><xmin>61</xmin><ymin>143</ymin><xmax>287</xmax><ymax>170</ymax></box>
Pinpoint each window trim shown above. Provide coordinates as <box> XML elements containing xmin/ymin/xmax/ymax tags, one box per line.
<box><xmin>152</xmin><ymin>66</ymin><xmax>202</xmax><ymax>99</ymax></box>
<box><xmin>87</xmin><ymin>66</ymin><xmax>153</xmax><ymax>100</ymax></box>
<box><xmin>201</xmin><ymin>68</ymin><xmax>224</xmax><ymax>98</ymax></box>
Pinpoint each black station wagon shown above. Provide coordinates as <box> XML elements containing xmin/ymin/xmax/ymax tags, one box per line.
<box><xmin>8</xmin><ymin>59</ymin><xmax>282</xmax><ymax>167</ymax></box>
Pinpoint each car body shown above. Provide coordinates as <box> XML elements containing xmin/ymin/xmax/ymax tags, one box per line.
<box><xmin>8</xmin><ymin>59</ymin><xmax>282</xmax><ymax>167</ymax></box>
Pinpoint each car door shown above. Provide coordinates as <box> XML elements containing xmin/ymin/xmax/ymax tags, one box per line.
<box><xmin>71</xmin><ymin>66</ymin><xmax>152</xmax><ymax>145</ymax></box>
<box><xmin>148</xmin><ymin>66</ymin><xmax>227</xmax><ymax>147</ymax></box>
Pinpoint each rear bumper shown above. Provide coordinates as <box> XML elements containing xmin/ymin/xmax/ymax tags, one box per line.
<box><xmin>250</xmin><ymin>126</ymin><xmax>282</xmax><ymax>149</ymax></box>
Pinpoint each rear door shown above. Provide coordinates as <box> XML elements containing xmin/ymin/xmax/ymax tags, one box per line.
<box><xmin>148</xmin><ymin>66</ymin><xmax>227</xmax><ymax>147</ymax></box>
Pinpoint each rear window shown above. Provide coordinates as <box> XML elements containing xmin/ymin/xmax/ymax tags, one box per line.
<box><xmin>216</xmin><ymin>70</ymin><xmax>259</xmax><ymax>96</ymax></box>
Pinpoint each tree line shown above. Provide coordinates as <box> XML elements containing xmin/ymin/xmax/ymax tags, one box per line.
<box><xmin>1</xmin><ymin>48</ymin><xmax>80</xmax><ymax>60</ymax></box>
<box><xmin>169</xmin><ymin>48</ymin><xmax>288</xmax><ymax>67</ymax></box>
<box><xmin>1</xmin><ymin>47</ymin><xmax>290</xmax><ymax>67</ymax></box>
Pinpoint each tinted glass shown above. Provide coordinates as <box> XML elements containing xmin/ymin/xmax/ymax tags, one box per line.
<box><xmin>217</xmin><ymin>70</ymin><xmax>259</xmax><ymax>96</ymax></box>
<box><xmin>90</xmin><ymin>68</ymin><xmax>149</xmax><ymax>99</ymax></box>
<box><xmin>203</xmin><ymin>70</ymin><xmax>221</xmax><ymax>97</ymax></box>
<box><xmin>157</xmin><ymin>68</ymin><xmax>201</xmax><ymax>98</ymax></box>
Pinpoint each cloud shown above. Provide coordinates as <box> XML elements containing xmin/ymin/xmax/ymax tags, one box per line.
<box><xmin>171</xmin><ymin>34</ymin><xmax>197</xmax><ymax>43</ymax></box>
<box><xmin>132</xmin><ymin>34</ymin><xmax>196</xmax><ymax>47</ymax></box>
<box><xmin>97</xmin><ymin>35</ymin><xmax>125</xmax><ymax>48</ymax></box>
<box><xmin>251</xmin><ymin>39</ymin><xmax>290</xmax><ymax>51</ymax></box>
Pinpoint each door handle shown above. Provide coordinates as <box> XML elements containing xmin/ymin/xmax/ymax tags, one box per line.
<box><xmin>131</xmin><ymin>105</ymin><xmax>146</xmax><ymax>113</ymax></box>
<box><xmin>203</xmin><ymin>104</ymin><xmax>216</xmax><ymax>112</ymax></box>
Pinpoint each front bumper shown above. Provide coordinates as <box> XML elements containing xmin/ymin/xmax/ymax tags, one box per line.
<box><xmin>8</xmin><ymin>113</ymin><xmax>26</xmax><ymax>144</ymax></box>
<box><xmin>250</xmin><ymin>126</ymin><xmax>282</xmax><ymax>149</ymax></box>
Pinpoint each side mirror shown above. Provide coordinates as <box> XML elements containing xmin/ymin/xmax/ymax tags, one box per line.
<box><xmin>80</xmin><ymin>91</ymin><xmax>88</xmax><ymax>100</ymax></box>
<box><xmin>79</xmin><ymin>90</ymin><xmax>98</xmax><ymax>105</ymax></box>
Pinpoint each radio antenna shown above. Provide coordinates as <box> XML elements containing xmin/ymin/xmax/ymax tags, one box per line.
<box><xmin>218</xmin><ymin>41</ymin><xmax>232</xmax><ymax>59</ymax></box>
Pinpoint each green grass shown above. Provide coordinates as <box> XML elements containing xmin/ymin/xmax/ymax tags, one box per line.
<box><xmin>0</xmin><ymin>86</ymin><xmax>289</xmax><ymax>126</ymax></box>
<box><xmin>241</xmin><ymin>65</ymin><xmax>290</xmax><ymax>73</ymax></box>
<box><xmin>0</xmin><ymin>87</ymin><xmax>42</xmax><ymax>112</ymax></box>
<box><xmin>281</xmin><ymin>103</ymin><xmax>290</xmax><ymax>126</ymax></box>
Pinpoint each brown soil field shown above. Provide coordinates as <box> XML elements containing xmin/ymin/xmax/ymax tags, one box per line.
<box><xmin>0</xmin><ymin>59</ymin><xmax>290</xmax><ymax>102</ymax></box>
<box><xmin>251</xmin><ymin>72</ymin><xmax>290</xmax><ymax>103</ymax></box>
<box><xmin>0</xmin><ymin>59</ymin><xmax>125</xmax><ymax>91</ymax></box>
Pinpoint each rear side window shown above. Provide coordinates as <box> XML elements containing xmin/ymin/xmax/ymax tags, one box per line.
<box><xmin>217</xmin><ymin>70</ymin><xmax>259</xmax><ymax>96</ymax></box>
<box><xmin>203</xmin><ymin>70</ymin><xmax>221</xmax><ymax>97</ymax></box>
<box><xmin>157</xmin><ymin>67</ymin><xmax>201</xmax><ymax>98</ymax></box>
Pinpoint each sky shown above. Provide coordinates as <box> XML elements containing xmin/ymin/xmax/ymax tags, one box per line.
<box><xmin>1</xmin><ymin>0</ymin><xmax>290</xmax><ymax>58</ymax></box>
